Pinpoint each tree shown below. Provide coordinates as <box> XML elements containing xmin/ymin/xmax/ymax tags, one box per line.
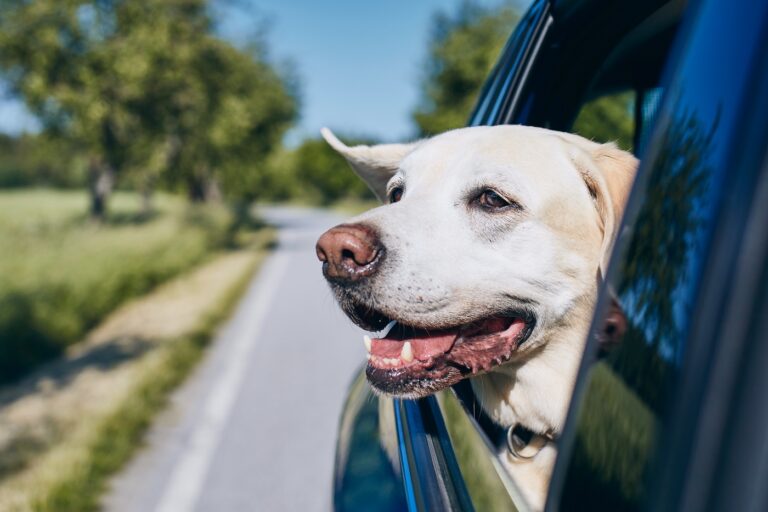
<box><xmin>0</xmin><ymin>0</ymin><xmax>297</xmax><ymax>218</ymax></box>
<box><xmin>0</xmin><ymin>0</ymin><xmax>148</xmax><ymax>218</ymax></box>
<box><xmin>291</xmin><ymin>136</ymin><xmax>375</xmax><ymax>205</ymax></box>
<box><xmin>413</xmin><ymin>1</ymin><xmax>520</xmax><ymax>135</ymax></box>
<box><xmin>165</xmin><ymin>37</ymin><xmax>298</xmax><ymax>207</ymax></box>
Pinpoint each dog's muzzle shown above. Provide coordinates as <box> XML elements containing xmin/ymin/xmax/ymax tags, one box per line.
<box><xmin>316</xmin><ymin>223</ymin><xmax>384</xmax><ymax>283</ymax></box>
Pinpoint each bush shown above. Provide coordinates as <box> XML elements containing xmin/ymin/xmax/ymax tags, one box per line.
<box><xmin>0</xmin><ymin>134</ymin><xmax>86</xmax><ymax>189</ymax></box>
<box><xmin>265</xmin><ymin>136</ymin><xmax>375</xmax><ymax>205</ymax></box>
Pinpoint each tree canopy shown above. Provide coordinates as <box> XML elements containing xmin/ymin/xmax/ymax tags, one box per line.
<box><xmin>0</xmin><ymin>0</ymin><xmax>297</xmax><ymax>217</ymax></box>
<box><xmin>413</xmin><ymin>1</ymin><xmax>520</xmax><ymax>135</ymax></box>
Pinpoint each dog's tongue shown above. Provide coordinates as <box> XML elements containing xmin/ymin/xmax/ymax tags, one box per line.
<box><xmin>370</xmin><ymin>326</ymin><xmax>457</xmax><ymax>360</ymax></box>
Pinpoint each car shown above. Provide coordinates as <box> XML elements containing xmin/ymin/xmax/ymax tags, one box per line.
<box><xmin>332</xmin><ymin>0</ymin><xmax>768</xmax><ymax>510</ymax></box>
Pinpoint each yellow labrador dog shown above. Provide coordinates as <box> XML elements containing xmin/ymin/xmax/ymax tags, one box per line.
<box><xmin>316</xmin><ymin>125</ymin><xmax>637</xmax><ymax>509</ymax></box>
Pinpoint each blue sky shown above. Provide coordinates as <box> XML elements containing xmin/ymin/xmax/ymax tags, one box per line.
<box><xmin>0</xmin><ymin>0</ymin><xmax>522</xmax><ymax>143</ymax></box>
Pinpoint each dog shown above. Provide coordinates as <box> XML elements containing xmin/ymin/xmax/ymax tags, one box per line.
<box><xmin>315</xmin><ymin>125</ymin><xmax>637</xmax><ymax>509</ymax></box>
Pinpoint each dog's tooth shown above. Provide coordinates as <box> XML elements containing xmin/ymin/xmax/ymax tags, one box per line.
<box><xmin>401</xmin><ymin>341</ymin><xmax>414</xmax><ymax>362</ymax></box>
<box><xmin>363</xmin><ymin>335</ymin><xmax>372</xmax><ymax>353</ymax></box>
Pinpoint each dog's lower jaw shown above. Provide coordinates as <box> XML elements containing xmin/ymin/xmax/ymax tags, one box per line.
<box><xmin>365</xmin><ymin>364</ymin><xmax>464</xmax><ymax>399</ymax></box>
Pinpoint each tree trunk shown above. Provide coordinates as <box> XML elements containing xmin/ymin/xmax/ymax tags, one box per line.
<box><xmin>140</xmin><ymin>179</ymin><xmax>154</xmax><ymax>218</ymax></box>
<box><xmin>88</xmin><ymin>156</ymin><xmax>114</xmax><ymax>221</ymax></box>
<box><xmin>187</xmin><ymin>166</ymin><xmax>220</xmax><ymax>203</ymax></box>
<box><xmin>187</xmin><ymin>174</ymin><xmax>208</xmax><ymax>203</ymax></box>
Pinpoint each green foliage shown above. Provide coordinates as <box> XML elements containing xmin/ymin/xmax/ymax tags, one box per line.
<box><xmin>0</xmin><ymin>0</ymin><xmax>298</xmax><ymax>215</ymax></box>
<box><xmin>413</xmin><ymin>1</ymin><xmax>520</xmax><ymax>135</ymax></box>
<box><xmin>0</xmin><ymin>189</ymin><xmax>237</xmax><ymax>384</ymax></box>
<box><xmin>251</xmin><ymin>135</ymin><xmax>377</xmax><ymax>206</ymax></box>
<box><xmin>291</xmin><ymin>136</ymin><xmax>375</xmax><ymax>205</ymax></box>
<box><xmin>31</xmin><ymin>243</ymin><xmax>269</xmax><ymax>512</ymax></box>
<box><xmin>562</xmin><ymin>362</ymin><xmax>655</xmax><ymax>511</ymax></box>
<box><xmin>0</xmin><ymin>133</ymin><xmax>86</xmax><ymax>188</ymax></box>
<box><xmin>572</xmin><ymin>91</ymin><xmax>636</xmax><ymax>151</ymax></box>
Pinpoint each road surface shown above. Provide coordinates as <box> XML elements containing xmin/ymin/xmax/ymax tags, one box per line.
<box><xmin>104</xmin><ymin>206</ymin><xmax>367</xmax><ymax>512</ymax></box>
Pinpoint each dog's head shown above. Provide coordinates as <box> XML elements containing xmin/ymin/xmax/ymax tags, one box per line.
<box><xmin>316</xmin><ymin>125</ymin><xmax>636</xmax><ymax>399</ymax></box>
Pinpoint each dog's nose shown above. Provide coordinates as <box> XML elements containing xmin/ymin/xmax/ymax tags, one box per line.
<box><xmin>316</xmin><ymin>223</ymin><xmax>384</xmax><ymax>282</ymax></box>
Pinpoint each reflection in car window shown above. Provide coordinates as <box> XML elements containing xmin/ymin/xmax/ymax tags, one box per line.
<box><xmin>572</xmin><ymin>87</ymin><xmax>665</xmax><ymax>156</ymax></box>
<box><xmin>556</xmin><ymin>0</ymin><xmax>767</xmax><ymax>508</ymax></box>
<box><xmin>334</xmin><ymin>373</ymin><xmax>405</xmax><ymax>512</ymax></box>
<box><xmin>572</xmin><ymin>91</ymin><xmax>636</xmax><ymax>152</ymax></box>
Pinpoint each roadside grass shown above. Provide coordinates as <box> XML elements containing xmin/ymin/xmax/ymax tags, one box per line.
<box><xmin>0</xmin><ymin>228</ymin><xmax>274</xmax><ymax>512</ymax></box>
<box><xmin>31</xmin><ymin>248</ymin><xmax>267</xmax><ymax>512</ymax></box>
<box><xmin>0</xmin><ymin>189</ymin><xmax>235</xmax><ymax>384</ymax></box>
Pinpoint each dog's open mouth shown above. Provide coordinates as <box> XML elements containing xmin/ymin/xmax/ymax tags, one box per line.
<box><xmin>355</xmin><ymin>305</ymin><xmax>535</xmax><ymax>398</ymax></box>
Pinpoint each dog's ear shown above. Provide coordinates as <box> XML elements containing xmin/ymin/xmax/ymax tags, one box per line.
<box><xmin>321</xmin><ymin>127</ymin><xmax>418</xmax><ymax>202</ymax></box>
<box><xmin>571</xmin><ymin>142</ymin><xmax>638</xmax><ymax>279</ymax></box>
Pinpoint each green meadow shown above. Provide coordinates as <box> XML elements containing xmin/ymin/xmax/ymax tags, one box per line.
<box><xmin>0</xmin><ymin>189</ymin><xmax>234</xmax><ymax>384</ymax></box>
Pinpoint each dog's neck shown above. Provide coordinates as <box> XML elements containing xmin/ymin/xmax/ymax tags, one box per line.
<box><xmin>470</xmin><ymin>292</ymin><xmax>596</xmax><ymax>435</ymax></box>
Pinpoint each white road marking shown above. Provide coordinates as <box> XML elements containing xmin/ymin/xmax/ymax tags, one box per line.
<box><xmin>154</xmin><ymin>249</ymin><xmax>291</xmax><ymax>512</ymax></box>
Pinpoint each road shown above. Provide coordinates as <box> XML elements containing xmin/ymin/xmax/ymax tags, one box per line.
<box><xmin>104</xmin><ymin>206</ymin><xmax>367</xmax><ymax>512</ymax></box>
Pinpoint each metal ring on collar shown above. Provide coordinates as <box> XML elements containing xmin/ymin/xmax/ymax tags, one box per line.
<box><xmin>506</xmin><ymin>424</ymin><xmax>550</xmax><ymax>459</ymax></box>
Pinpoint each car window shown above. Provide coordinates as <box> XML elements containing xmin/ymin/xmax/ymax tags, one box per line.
<box><xmin>334</xmin><ymin>373</ymin><xmax>406</xmax><ymax>512</ymax></box>
<box><xmin>550</xmin><ymin>0</ymin><xmax>768</xmax><ymax>509</ymax></box>
<box><xmin>572</xmin><ymin>91</ymin><xmax>636</xmax><ymax>152</ymax></box>
<box><xmin>470</xmin><ymin>0</ymin><xmax>548</xmax><ymax>127</ymax></box>
<box><xmin>455</xmin><ymin>1</ymin><xmax>685</xmax><ymax>509</ymax></box>
<box><xmin>572</xmin><ymin>87</ymin><xmax>665</xmax><ymax>156</ymax></box>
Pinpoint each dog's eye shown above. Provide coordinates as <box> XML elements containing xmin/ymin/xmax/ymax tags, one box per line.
<box><xmin>476</xmin><ymin>189</ymin><xmax>517</xmax><ymax>211</ymax></box>
<box><xmin>388</xmin><ymin>187</ymin><xmax>404</xmax><ymax>204</ymax></box>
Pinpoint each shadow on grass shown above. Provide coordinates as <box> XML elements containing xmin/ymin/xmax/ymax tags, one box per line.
<box><xmin>0</xmin><ymin>335</ymin><xmax>155</xmax><ymax>483</ymax></box>
<box><xmin>70</xmin><ymin>210</ymin><xmax>161</xmax><ymax>227</ymax></box>
<box><xmin>0</xmin><ymin>336</ymin><xmax>154</xmax><ymax>410</ymax></box>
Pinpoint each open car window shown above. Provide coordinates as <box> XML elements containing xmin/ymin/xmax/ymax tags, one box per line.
<box><xmin>572</xmin><ymin>86</ymin><xmax>665</xmax><ymax>156</ymax></box>
<box><xmin>455</xmin><ymin>0</ymin><xmax>686</xmax><ymax>509</ymax></box>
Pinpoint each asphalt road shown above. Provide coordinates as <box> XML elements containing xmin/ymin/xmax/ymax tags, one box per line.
<box><xmin>104</xmin><ymin>206</ymin><xmax>367</xmax><ymax>512</ymax></box>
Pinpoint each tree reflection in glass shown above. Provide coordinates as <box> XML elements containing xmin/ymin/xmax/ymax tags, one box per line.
<box><xmin>560</xmin><ymin>106</ymin><xmax>720</xmax><ymax>511</ymax></box>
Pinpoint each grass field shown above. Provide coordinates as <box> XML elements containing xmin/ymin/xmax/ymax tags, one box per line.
<box><xmin>0</xmin><ymin>189</ymin><xmax>235</xmax><ymax>384</ymax></box>
<box><xmin>0</xmin><ymin>232</ymin><xmax>273</xmax><ymax>511</ymax></box>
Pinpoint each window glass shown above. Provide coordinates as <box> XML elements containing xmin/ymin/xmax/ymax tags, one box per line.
<box><xmin>438</xmin><ymin>391</ymin><xmax>523</xmax><ymax>511</ymax></box>
<box><xmin>470</xmin><ymin>0</ymin><xmax>543</xmax><ymax>127</ymax></box>
<box><xmin>556</xmin><ymin>0</ymin><xmax>767</xmax><ymax>508</ymax></box>
<box><xmin>572</xmin><ymin>87</ymin><xmax>665</xmax><ymax>155</ymax></box>
<box><xmin>334</xmin><ymin>374</ymin><xmax>406</xmax><ymax>511</ymax></box>
<box><xmin>572</xmin><ymin>91</ymin><xmax>636</xmax><ymax>151</ymax></box>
